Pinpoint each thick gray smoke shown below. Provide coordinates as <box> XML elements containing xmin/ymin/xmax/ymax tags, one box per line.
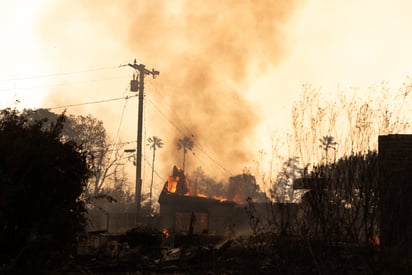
<box><xmin>39</xmin><ymin>0</ymin><xmax>301</xmax><ymax>178</ymax></box>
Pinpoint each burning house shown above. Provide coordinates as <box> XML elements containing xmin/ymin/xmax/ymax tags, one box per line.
<box><xmin>158</xmin><ymin>166</ymin><xmax>301</xmax><ymax>237</ymax></box>
<box><xmin>158</xmin><ymin>166</ymin><xmax>236</xmax><ymax>236</ymax></box>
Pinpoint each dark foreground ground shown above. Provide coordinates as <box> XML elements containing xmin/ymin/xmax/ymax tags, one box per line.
<box><xmin>48</xmin><ymin>230</ymin><xmax>409</xmax><ymax>275</ymax></box>
<box><xmin>4</xmin><ymin>230</ymin><xmax>410</xmax><ymax>274</ymax></box>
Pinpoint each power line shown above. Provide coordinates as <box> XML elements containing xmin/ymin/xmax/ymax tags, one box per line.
<box><xmin>146</xmin><ymin>96</ymin><xmax>232</xmax><ymax>177</ymax></box>
<box><xmin>112</xmin><ymin>140</ymin><xmax>137</xmax><ymax>147</ymax></box>
<box><xmin>39</xmin><ymin>91</ymin><xmax>232</xmax><ymax>178</ymax></box>
<box><xmin>15</xmin><ymin>61</ymin><xmax>233</xmax><ymax>179</ymax></box>
<box><xmin>144</xmin><ymin>85</ymin><xmax>225</xmax><ymax>175</ymax></box>
<box><xmin>143</xmin><ymin>156</ymin><xmax>164</xmax><ymax>182</ymax></box>
<box><xmin>0</xmin><ymin>76</ymin><xmax>129</xmax><ymax>92</ymax></box>
<box><xmin>46</xmin><ymin>94</ymin><xmax>137</xmax><ymax>110</ymax></box>
<box><xmin>146</xmin><ymin>96</ymin><xmax>186</xmax><ymax>136</ymax></box>
<box><xmin>109</xmin><ymin>89</ymin><xmax>132</xmax><ymax>163</ymax></box>
<box><xmin>0</xmin><ymin>65</ymin><xmax>121</xmax><ymax>82</ymax></box>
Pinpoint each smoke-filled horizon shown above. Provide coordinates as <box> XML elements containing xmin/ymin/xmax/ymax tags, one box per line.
<box><xmin>4</xmin><ymin>0</ymin><xmax>412</xmax><ymax>197</ymax></box>
<box><xmin>38</xmin><ymin>0</ymin><xmax>302</xmax><ymax>181</ymax></box>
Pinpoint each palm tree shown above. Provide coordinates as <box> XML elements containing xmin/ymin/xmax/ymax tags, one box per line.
<box><xmin>146</xmin><ymin>136</ymin><xmax>163</xmax><ymax>214</ymax></box>
<box><xmin>177</xmin><ymin>136</ymin><xmax>194</xmax><ymax>171</ymax></box>
<box><xmin>319</xmin><ymin>135</ymin><xmax>337</xmax><ymax>164</ymax></box>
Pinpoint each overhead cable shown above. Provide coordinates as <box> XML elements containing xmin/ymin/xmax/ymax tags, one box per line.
<box><xmin>46</xmin><ymin>94</ymin><xmax>137</xmax><ymax>110</ymax></box>
<box><xmin>0</xmin><ymin>65</ymin><xmax>121</xmax><ymax>82</ymax></box>
<box><xmin>146</xmin><ymin>96</ymin><xmax>232</xmax><ymax>177</ymax></box>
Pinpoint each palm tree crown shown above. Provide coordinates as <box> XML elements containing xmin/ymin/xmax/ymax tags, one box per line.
<box><xmin>177</xmin><ymin>136</ymin><xmax>194</xmax><ymax>171</ymax></box>
<box><xmin>147</xmin><ymin>136</ymin><xmax>164</xmax><ymax>152</ymax></box>
<box><xmin>319</xmin><ymin>135</ymin><xmax>337</xmax><ymax>164</ymax></box>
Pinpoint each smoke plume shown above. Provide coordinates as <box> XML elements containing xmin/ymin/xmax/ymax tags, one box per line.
<box><xmin>39</xmin><ymin>0</ymin><xmax>301</xmax><ymax>179</ymax></box>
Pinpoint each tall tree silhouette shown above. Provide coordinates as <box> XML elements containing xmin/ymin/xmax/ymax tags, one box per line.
<box><xmin>177</xmin><ymin>136</ymin><xmax>194</xmax><ymax>171</ymax></box>
<box><xmin>0</xmin><ymin>109</ymin><xmax>90</xmax><ymax>271</ymax></box>
<box><xmin>319</xmin><ymin>135</ymin><xmax>337</xmax><ymax>164</ymax></box>
<box><xmin>24</xmin><ymin>108</ymin><xmax>124</xmax><ymax>195</ymax></box>
<box><xmin>146</xmin><ymin>136</ymin><xmax>163</xmax><ymax>214</ymax></box>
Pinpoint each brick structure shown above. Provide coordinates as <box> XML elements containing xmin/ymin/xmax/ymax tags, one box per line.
<box><xmin>378</xmin><ymin>135</ymin><xmax>412</xmax><ymax>264</ymax></box>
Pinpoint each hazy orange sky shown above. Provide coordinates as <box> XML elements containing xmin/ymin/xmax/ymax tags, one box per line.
<box><xmin>2</xmin><ymin>0</ymin><xmax>412</xmax><ymax>192</ymax></box>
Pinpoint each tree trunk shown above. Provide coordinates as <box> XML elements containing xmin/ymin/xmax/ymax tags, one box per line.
<box><xmin>149</xmin><ymin>148</ymin><xmax>156</xmax><ymax>214</ymax></box>
<box><xmin>182</xmin><ymin>150</ymin><xmax>186</xmax><ymax>171</ymax></box>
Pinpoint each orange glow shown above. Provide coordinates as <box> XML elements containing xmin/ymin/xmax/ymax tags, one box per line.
<box><xmin>166</xmin><ymin>176</ymin><xmax>178</xmax><ymax>193</ymax></box>
<box><xmin>212</xmin><ymin>195</ymin><xmax>228</xmax><ymax>202</ymax></box>
<box><xmin>163</xmin><ymin>169</ymin><xmax>240</xmax><ymax>203</ymax></box>
<box><xmin>162</xmin><ymin>228</ymin><xmax>170</xmax><ymax>238</ymax></box>
<box><xmin>373</xmin><ymin>234</ymin><xmax>380</xmax><ymax>247</ymax></box>
<box><xmin>196</xmin><ymin>192</ymin><xmax>208</xmax><ymax>198</ymax></box>
<box><xmin>232</xmin><ymin>193</ymin><xmax>242</xmax><ymax>203</ymax></box>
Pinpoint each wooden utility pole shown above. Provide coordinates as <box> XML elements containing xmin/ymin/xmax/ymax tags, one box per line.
<box><xmin>128</xmin><ymin>59</ymin><xmax>159</xmax><ymax>222</ymax></box>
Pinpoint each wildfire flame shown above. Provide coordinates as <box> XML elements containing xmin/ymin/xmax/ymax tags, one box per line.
<box><xmin>163</xmin><ymin>165</ymin><xmax>243</xmax><ymax>204</ymax></box>
<box><xmin>212</xmin><ymin>195</ymin><xmax>228</xmax><ymax>202</ymax></box>
<box><xmin>163</xmin><ymin>166</ymin><xmax>190</xmax><ymax>195</ymax></box>
<box><xmin>372</xmin><ymin>234</ymin><xmax>380</xmax><ymax>247</ymax></box>
<box><xmin>195</xmin><ymin>189</ymin><xmax>208</xmax><ymax>198</ymax></box>
<box><xmin>166</xmin><ymin>176</ymin><xmax>178</xmax><ymax>193</ymax></box>
<box><xmin>162</xmin><ymin>228</ymin><xmax>170</xmax><ymax>238</ymax></box>
<box><xmin>232</xmin><ymin>193</ymin><xmax>242</xmax><ymax>204</ymax></box>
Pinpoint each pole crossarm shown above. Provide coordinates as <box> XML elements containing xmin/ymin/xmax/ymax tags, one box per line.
<box><xmin>128</xmin><ymin>60</ymin><xmax>160</xmax><ymax>79</ymax></box>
